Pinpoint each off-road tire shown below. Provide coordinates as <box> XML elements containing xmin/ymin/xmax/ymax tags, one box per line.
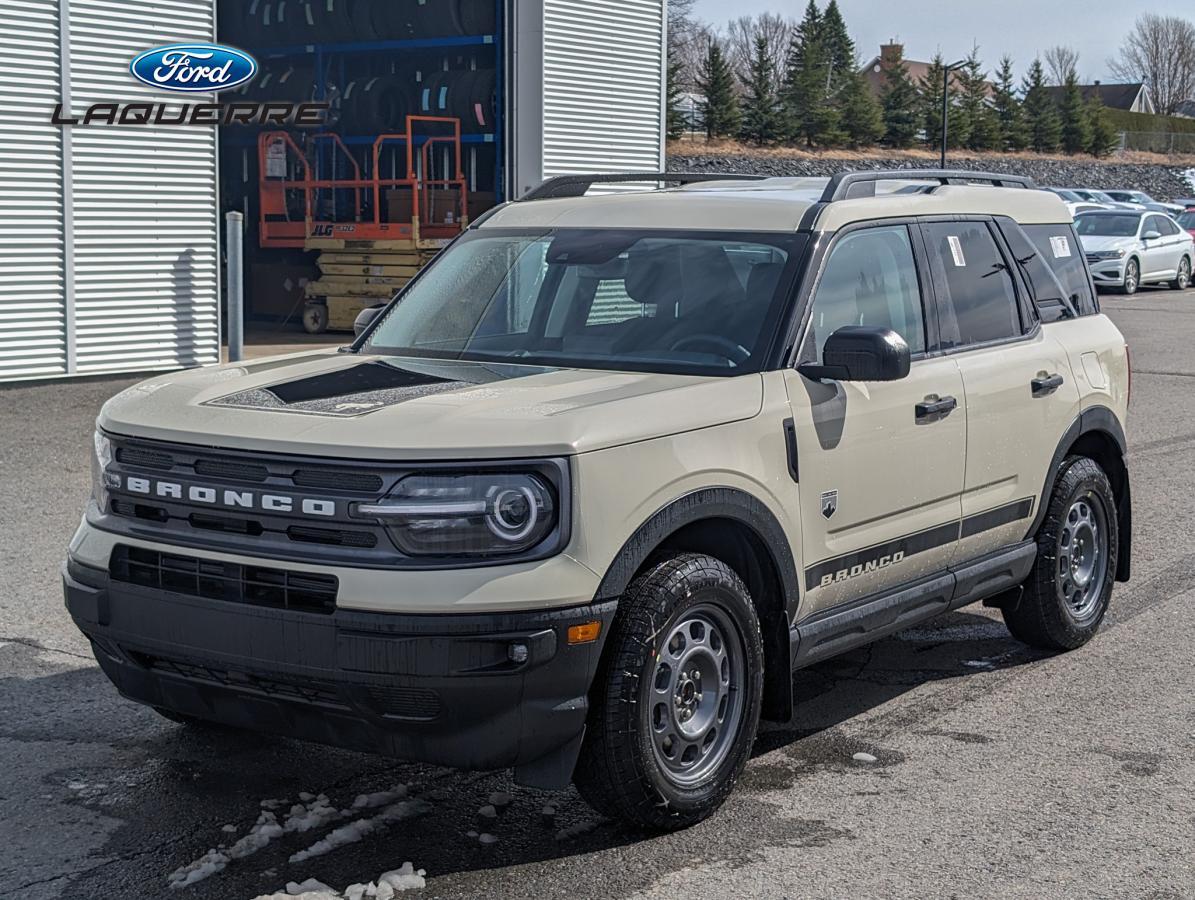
<box><xmin>1003</xmin><ymin>456</ymin><xmax>1118</xmax><ymax>651</ymax></box>
<box><xmin>1120</xmin><ymin>258</ymin><xmax>1139</xmax><ymax>295</ymax></box>
<box><xmin>574</xmin><ymin>553</ymin><xmax>764</xmax><ymax>831</ymax></box>
<box><xmin>1170</xmin><ymin>256</ymin><xmax>1191</xmax><ymax>291</ymax></box>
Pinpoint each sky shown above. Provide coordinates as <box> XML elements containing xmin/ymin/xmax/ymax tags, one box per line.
<box><xmin>692</xmin><ymin>0</ymin><xmax>1191</xmax><ymax>82</ymax></box>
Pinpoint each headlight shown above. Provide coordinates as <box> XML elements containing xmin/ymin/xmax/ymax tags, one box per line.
<box><xmin>91</xmin><ymin>429</ymin><xmax>113</xmax><ymax>509</ymax></box>
<box><xmin>352</xmin><ymin>472</ymin><xmax>558</xmax><ymax>557</ymax></box>
<box><xmin>1090</xmin><ymin>249</ymin><xmax>1126</xmax><ymax>260</ymax></box>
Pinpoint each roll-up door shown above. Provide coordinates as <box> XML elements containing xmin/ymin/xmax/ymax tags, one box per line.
<box><xmin>0</xmin><ymin>1</ymin><xmax>66</xmax><ymax>380</ymax></box>
<box><xmin>65</xmin><ymin>0</ymin><xmax>220</xmax><ymax>375</ymax></box>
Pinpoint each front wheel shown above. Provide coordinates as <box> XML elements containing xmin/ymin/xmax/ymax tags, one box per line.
<box><xmin>1003</xmin><ymin>456</ymin><xmax>1117</xmax><ymax>651</ymax></box>
<box><xmin>1121</xmin><ymin>258</ymin><xmax>1139</xmax><ymax>295</ymax></box>
<box><xmin>574</xmin><ymin>553</ymin><xmax>764</xmax><ymax>831</ymax></box>
<box><xmin>1170</xmin><ymin>256</ymin><xmax>1191</xmax><ymax>290</ymax></box>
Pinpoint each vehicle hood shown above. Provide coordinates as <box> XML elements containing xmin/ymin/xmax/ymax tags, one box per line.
<box><xmin>1078</xmin><ymin>234</ymin><xmax>1138</xmax><ymax>252</ymax></box>
<box><xmin>98</xmin><ymin>350</ymin><xmax>765</xmax><ymax>459</ymax></box>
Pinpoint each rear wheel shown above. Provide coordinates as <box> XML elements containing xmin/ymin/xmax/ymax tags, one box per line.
<box><xmin>574</xmin><ymin>553</ymin><xmax>764</xmax><ymax>831</ymax></box>
<box><xmin>1171</xmin><ymin>256</ymin><xmax>1191</xmax><ymax>290</ymax></box>
<box><xmin>1121</xmin><ymin>258</ymin><xmax>1139</xmax><ymax>294</ymax></box>
<box><xmin>1003</xmin><ymin>457</ymin><xmax>1117</xmax><ymax>651</ymax></box>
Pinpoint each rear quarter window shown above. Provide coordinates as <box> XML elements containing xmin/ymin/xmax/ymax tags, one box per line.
<box><xmin>1021</xmin><ymin>224</ymin><xmax>1098</xmax><ymax>317</ymax></box>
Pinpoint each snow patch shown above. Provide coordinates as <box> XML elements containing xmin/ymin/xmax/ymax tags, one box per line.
<box><xmin>478</xmin><ymin>833</ymin><xmax>498</xmax><ymax>845</ymax></box>
<box><xmin>289</xmin><ymin>799</ymin><xmax>429</xmax><ymax>863</ymax></box>
<box><xmin>555</xmin><ymin>819</ymin><xmax>602</xmax><ymax>842</ymax></box>
<box><xmin>852</xmin><ymin>752</ymin><xmax>878</xmax><ymax>764</ymax></box>
<box><xmin>487</xmin><ymin>791</ymin><xmax>512</xmax><ymax>809</ymax></box>
<box><xmin>252</xmin><ymin>864</ymin><xmax>426</xmax><ymax>900</ymax></box>
<box><xmin>1182</xmin><ymin>168</ymin><xmax>1195</xmax><ymax>194</ymax></box>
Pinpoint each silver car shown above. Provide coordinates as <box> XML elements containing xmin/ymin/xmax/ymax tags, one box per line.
<box><xmin>1076</xmin><ymin>210</ymin><xmax>1194</xmax><ymax>294</ymax></box>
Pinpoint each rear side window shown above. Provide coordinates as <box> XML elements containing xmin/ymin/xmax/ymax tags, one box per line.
<box><xmin>921</xmin><ymin>222</ymin><xmax>1022</xmax><ymax>348</ymax></box>
<box><xmin>1022</xmin><ymin>224</ymin><xmax>1098</xmax><ymax>316</ymax></box>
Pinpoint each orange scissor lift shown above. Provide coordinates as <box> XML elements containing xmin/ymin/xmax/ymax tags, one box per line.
<box><xmin>258</xmin><ymin>116</ymin><xmax>469</xmax><ymax>332</ymax></box>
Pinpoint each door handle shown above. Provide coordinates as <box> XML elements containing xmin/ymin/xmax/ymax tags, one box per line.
<box><xmin>915</xmin><ymin>394</ymin><xmax>957</xmax><ymax>422</ymax></box>
<box><xmin>1031</xmin><ymin>373</ymin><xmax>1065</xmax><ymax>397</ymax></box>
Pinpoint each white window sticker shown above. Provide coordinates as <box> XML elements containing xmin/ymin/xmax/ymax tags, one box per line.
<box><xmin>946</xmin><ymin>235</ymin><xmax>966</xmax><ymax>267</ymax></box>
<box><xmin>1050</xmin><ymin>235</ymin><xmax>1072</xmax><ymax>258</ymax></box>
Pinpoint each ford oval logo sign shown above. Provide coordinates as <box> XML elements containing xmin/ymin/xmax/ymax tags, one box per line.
<box><xmin>129</xmin><ymin>43</ymin><xmax>257</xmax><ymax>94</ymax></box>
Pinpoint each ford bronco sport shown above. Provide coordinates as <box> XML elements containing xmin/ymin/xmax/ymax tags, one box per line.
<box><xmin>65</xmin><ymin>170</ymin><xmax>1131</xmax><ymax>830</ymax></box>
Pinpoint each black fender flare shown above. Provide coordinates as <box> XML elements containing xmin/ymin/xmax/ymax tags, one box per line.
<box><xmin>1029</xmin><ymin>406</ymin><xmax>1131</xmax><ymax>581</ymax></box>
<box><xmin>592</xmin><ymin>487</ymin><xmax>800</xmax><ymax>721</ymax></box>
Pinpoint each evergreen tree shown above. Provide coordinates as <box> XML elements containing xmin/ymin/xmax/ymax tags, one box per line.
<box><xmin>838</xmin><ymin>66</ymin><xmax>885</xmax><ymax>147</ymax></box>
<box><xmin>1086</xmin><ymin>90</ymin><xmax>1118</xmax><ymax>157</ymax></box>
<box><xmin>992</xmin><ymin>55</ymin><xmax>1028</xmax><ymax>151</ymax></box>
<box><xmin>959</xmin><ymin>51</ymin><xmax>999</xmax><ymax>151</ymax></box>
<box><xmin>666</xmin><ymin>48</ymin><xmax>688</xmax><ymax>140</ymax></box>
<box><xmin>819</xmin><ymin>0</ymin><xmax>855</xmax><ymax>93</ymax></box>
<box><xmin>1058</xmin><ymin>70</ymin><xmax>1092</xmax><ymax>154</ymax></box>
<box><xmin>697</xmin><ymin>39</ymin><xmax>740</xmax><ymax>139</ymax></box>
<box><xmin>1022</xmin><ymin>58</ymin><xmax>1062</xmax><ymax>152</ymax></box>
<box><xmin>920</xmin><ymin>53</ymin><xmax>968</xmax><ymax>151</ymax></box>
<box><xmin>739</xmin><ymin>35</ymin><xmax>782</xmax><ymax>144</ymax></box>
<box><xmin>781</xmin><ymin>1</ymin><xmax>841</xmax><ymax>146</ymax></box>
<box><xmin>879</xmin><ymin>45</ymin><xmax>920</xmax><ymax>148</ymax></box>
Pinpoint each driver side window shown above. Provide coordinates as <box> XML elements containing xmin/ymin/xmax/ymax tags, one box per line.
<box><xmin>804</xmin><ymin>225</ymin><xmax>927</xmax><ymax>363</ymax></box>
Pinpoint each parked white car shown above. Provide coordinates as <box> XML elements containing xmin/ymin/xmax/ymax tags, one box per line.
<box><xmin>1072</xmin><ymin>189</ymin><xmax>1141</xmax><ymax>210</ymax></box>
<box><xmin>1076</xmin><ymin>210</ymin><xmax>1194</xmax><ymax>294</ymax></box>
<box><xmin>1102</xmin><ymin>190</ymin><xmax>1185</xmax><ymax>215</ymax></box>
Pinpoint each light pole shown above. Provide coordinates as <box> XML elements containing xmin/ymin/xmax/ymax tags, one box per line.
<box><xmin>941</xmin><ymin>59</ymin><xmax>967</xmax><ymax>168</ymax></box>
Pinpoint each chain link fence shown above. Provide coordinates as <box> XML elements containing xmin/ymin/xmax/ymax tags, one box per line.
<box><xmin>1119</xmin><ymin>131</ymin><xmax>1195</xmax><ymax>154</ymax></box>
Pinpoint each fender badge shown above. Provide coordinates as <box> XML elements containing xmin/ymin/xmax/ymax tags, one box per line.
<box><xmin>821</xmin><ymin>490</ymin><xmax>838</xmax><ymax>519</ymax></box>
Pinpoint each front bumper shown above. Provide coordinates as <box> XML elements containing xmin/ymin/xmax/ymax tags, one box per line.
<box><xmin>64</xmin><ymin>556</ymin><xmax>616</xmax><ymax>786</ymax></box>
<box><xmin>1087</xmin><ymin>258</ymin><xmax>1127</xmax><ymax>286</ymax></box>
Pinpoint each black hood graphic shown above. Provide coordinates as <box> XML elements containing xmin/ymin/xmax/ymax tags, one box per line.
<box><xmin>205</xmin><ymin>358</ymin><xmax>557</xmax><ymax>418</ymax></box>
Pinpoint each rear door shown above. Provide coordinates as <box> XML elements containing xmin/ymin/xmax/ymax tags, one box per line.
<box><xmin>783</xmin><ymin>223</ymin><xmax>966</xmax><ymax>615</ymax></box>
<box><xmin>919</xmin><ymin>219</ymin><xmax>1081</xmax><ymax>563</ymax></box>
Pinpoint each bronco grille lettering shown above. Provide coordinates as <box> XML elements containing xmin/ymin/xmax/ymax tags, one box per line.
<box><xmin>120</xmin><ymin>475</ymin><xmax>336</xmax><ymax>517</ymax></box>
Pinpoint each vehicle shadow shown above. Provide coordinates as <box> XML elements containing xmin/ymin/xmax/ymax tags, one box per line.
<box><xmin>3</xmin><ymin>608</ymin><xmax>1045</xmax><ymax>899</ymax></box>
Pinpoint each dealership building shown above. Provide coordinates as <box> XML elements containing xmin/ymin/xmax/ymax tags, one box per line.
<box><xmin>2</xmin><ymin>0</ymin><xmax>667</xmax><ymax>381</ymax></box>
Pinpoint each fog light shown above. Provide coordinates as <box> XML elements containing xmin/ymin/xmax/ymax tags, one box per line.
<box><xmin>567</xmin><ymin>621</ymin><xmax>602</xmax><ymax>645</ymax></box>
<box><xmin>508</xmin><ymin>643</ymin><xmax>529</xmax><ymax>664</ymax></box>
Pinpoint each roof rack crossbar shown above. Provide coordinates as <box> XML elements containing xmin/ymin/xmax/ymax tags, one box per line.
<box><xmin>820</xmin><ymin>169</ymin><xmax>1038</xmax><ymax>202</ymax></box>
<box><xmin>518</xmin><ymin>172</ymin><xmax>766</xmax><ymax>201</ymax></box>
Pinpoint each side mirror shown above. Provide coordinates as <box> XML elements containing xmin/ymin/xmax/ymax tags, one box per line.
<box><xmin>1143</xmin><ymin>230</ymin><xmax>1161</xmax><ymax>241</ymax></box>
<box><xmin>353</xmin><ymin>303</ymin><xmax>387</xmax><ymax>339</ymax></box>
<box><xmin>798</xmin><ymin>325</ymin><xmax>911</xmax><ymax>382</ymax></box>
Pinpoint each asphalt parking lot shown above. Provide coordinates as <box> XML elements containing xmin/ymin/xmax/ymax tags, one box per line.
<box><xmin>1</xmin><ymin>288</ymin><xmax>1193</xmax><ymax>900</ymax></box>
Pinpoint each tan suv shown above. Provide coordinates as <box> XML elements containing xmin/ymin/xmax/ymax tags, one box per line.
<box><xmin>65</xmin><ymin>170</ymin><xmax>1131</xmax><ymax>830</ymax></box>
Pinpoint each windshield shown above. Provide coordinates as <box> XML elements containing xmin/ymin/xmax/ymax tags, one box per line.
<box><xmin>1177</xmin><ymin>211</ymin><xmax>1195</xmax><ymax>230</ymax></box>
<box><xmin>361</xmin><ymin>228</ymin><xmax>805</xmax><ymax>376</ymax></box>
<box><xmin>1075</xmin><ymin>214</ymin><xmax>1142</xmax><ymax>237</ymax></box>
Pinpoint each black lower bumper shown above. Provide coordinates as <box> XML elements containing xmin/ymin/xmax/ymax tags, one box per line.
<box><xmin>64</xmin><ymin>557</ymin><xmax>616</xmax><ymax>787</ymax></box>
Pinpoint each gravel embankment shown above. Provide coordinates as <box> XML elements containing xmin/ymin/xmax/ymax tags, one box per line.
<box><xmin>667</xmin><ymin>152</ymin><xmax>1195</xmax><ymax>200</ymax></box>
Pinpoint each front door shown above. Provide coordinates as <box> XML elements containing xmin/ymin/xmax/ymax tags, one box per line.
<box><xmin>784</xmin><ymin>224</ymin><xmax>967</xmax><ymax>616</ymax></box>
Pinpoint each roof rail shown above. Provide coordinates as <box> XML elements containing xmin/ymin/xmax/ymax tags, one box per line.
<box><xmin>820</xmin><ymin>169</ymin><xmax>1038</xmax><ymax>202</ymax></box>
<box><xmin>518</xmin><ymin>172</ymin><xmax>766</xmax><ymax>201</ymax></box>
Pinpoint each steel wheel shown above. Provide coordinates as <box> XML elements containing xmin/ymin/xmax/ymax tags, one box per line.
<box><xmin>1056</xmin><ymin>491</ymin><xmax>1109</xmax><ymax>622</ymax></box>
<box><xmin>1123</xmin><ymin>259</ymin><xmax>1139</xmax><ymax>294</ymax></box>
<box><xmin>647</xmin><ymin>603</ymin><xmax>745</xmax><ymax>788</ymax></box>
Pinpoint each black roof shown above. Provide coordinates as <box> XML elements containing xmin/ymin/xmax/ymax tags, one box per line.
<box><xmin>1040</xmin><ymin>82</ymin><xmax>1146</xmax><ymax>111</ymax></box>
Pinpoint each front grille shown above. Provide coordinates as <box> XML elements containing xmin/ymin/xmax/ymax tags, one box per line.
<box><xmin>286</xmin><ymin>525</ymin><xmax>378</xmax><ymax>548</ymax></box>
<box><xmin>292</xmin><ymin>469</ymin><xmax>384</xmax><ymax>493</ymax></box>
<box><xmin>195</xmin><ymin>458</ymin><xmax>269</xmax><ymax>482</ymax></box>
<box><xmin>116</xmin><ymin>446</ymin><xmax>174</xmax><ymax>470</ymax></box>
<box><xmin>110</xmin><ymin>545</ymin><xmax>338</xmax><ymax>614</ymax></box>
<box><xmin>134</xmin><ymin>653</ymin><xmax>344</xmax><ymax>706</ymax></box>
<box><xmin>364</xmin><ymin>685</ymin><xmax>443</xmax><ymax>721</ymax></box>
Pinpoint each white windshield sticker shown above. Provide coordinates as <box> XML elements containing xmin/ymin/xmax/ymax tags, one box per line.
<box><xmin>947</xmin><ymin>235</ymin><xmax>966</xmax><ymax>267</ymax></box>
<box><xmin>1050</xmin><ymin>235</ymin><xmax>1072</xmax><ymax>258</ymax></box>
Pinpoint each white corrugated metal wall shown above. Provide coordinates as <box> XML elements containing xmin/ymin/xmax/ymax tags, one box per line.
<box><xmin>66</xmin><ymin>0</ymin><xmax>220</xmax><ymax>376</ymax></box>
<box><xmin>0</xmin><ymin>0</ymin><xmax>219</xmax><ymax>381</ymax></box>
<box><xmin>0</xmin><ymin>1</ymin><xmax>66</xmax><ymax>380</ymax></box>
<box><xmin>541</xmin><ymin>0</ymin><xmax>665</xmax><ymax>178</ymax></box>
<box><xmin>509</xmin><ymin>0</ymin><xmax>666</xmax><ymax>196</ymax></box>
